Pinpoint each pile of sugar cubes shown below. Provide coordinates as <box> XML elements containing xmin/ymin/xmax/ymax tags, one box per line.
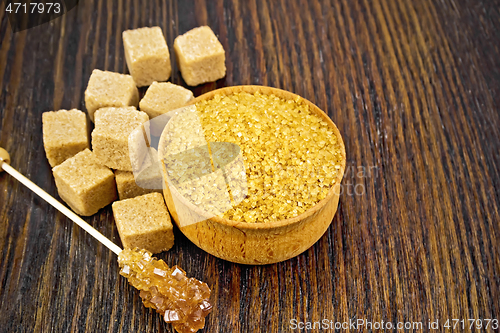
<box><xmin>41</xmin><ymin>26</ymin><xmax>226</xmax><ymax>254</ymax></box>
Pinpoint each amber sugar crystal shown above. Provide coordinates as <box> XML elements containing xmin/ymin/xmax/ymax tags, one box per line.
<box><xmin>118</xmin><ymin>248</ymin><xmax>212</xmax><ymax>333</ymax></box>
<box><xmin>195</xmin><ymin>91</ymin><xmax>344</xmax><ymax>223</ymax></box>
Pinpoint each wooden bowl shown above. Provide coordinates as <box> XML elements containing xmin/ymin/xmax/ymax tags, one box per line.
<box><xmin>159</xmin><ymin>86</ymin><xmax>346</xmax><ymax>265</ymax></box>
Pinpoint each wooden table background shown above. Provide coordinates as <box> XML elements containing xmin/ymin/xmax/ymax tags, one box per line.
<box><xmin>0</xmin><ymin>0</ymin><xmax>499</xmax><ymax>332</ymax></box>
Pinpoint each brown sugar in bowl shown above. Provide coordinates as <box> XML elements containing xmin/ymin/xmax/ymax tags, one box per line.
<box><xmin>158</xmin><ymin>85</ymin><xmax>346</xmax><ymax>265</ymax></box>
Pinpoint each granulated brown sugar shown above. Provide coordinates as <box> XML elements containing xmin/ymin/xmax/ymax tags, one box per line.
<box><xmin>163</xmin><ymin>91</ymin><xmax>343</xmax><ymax>223</ymax></box>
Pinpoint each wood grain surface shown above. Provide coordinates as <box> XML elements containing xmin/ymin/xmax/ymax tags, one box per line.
<box><xmin>0</xmin><ymin>0</ymin><xmax>499</xmax><ymax>332</ymax></box>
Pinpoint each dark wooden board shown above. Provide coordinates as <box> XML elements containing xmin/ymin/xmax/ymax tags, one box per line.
<box><xmin>0</xmin><ymin>0</ymin><xmax>499</xmax><ymax>332</ymax></box>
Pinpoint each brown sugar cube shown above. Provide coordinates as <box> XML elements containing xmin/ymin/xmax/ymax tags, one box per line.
<box><xmin>123</xmin><ymin>27</ymin><xmax>171</xmax><ymax>87</ymax></box>
<box><xmin>173</xmin><ymin>26</ymin><xmax>226</xmax><ymax>86</ymax></box>
<box><xmin>134</xmin><ymin>147</ymin><xmax>163</xmax><ymax>189</ymax></box>
<box><xmin>112</xmin><ymin>192</ymin><xmax>174</xmax><ymax>254</ymax></box>
<box><xmin>115</xmin><ymin>170</ymin><xmax>157</xmax><ymax>200</ymax></box>
<box><xmin>140</xmin><ymin>82</ymin><xmax>194</xmax><ymax>119</ymax></box>
<box><xmin>84</xmin><ymin>69</ymin><xmax>139</xmax><ymax>122</ymax></box>
<box><xmin>42</xmin><ymin>109</ymin><xmax>89</xmax><ymax>167</ymax></box>
<box><xmin>92</xmin><ymin>107</ymin><xmax>150</xmax><ymax>172</ymax></box>
<box><xmin>53</xmin><ymin>149</ymin><xmax>117</xmax><ymax>216</ymax></box>
<box><xmin>115</xmin><ymin>148</ymin><xmax>163</xmax><ymax>200</ymax></box>
<box><xmin>115</xmin><ymin>170</ymin><xmax>141</xmax><ymax>200</ymax></box>
<box><xmin>139</xmin><ymin>82</ymin><xmax>194</xmax><ymax>135</ymax></box>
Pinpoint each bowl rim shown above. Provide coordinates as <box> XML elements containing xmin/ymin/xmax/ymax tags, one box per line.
<box><xmin>159</xmin><ymin>85</ymin><xmax>346</xmax><ymax>230</ymax></box>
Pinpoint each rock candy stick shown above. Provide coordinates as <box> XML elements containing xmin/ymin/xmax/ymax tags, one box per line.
<box><xmin>0</xmin><ymin>148</ymin><xmax>212</xmax><ymax>333</ymax></box>
<box><xmin>118</xmin><ymin>248</ymin><xmax>212</xmax><ymax>333</ymax></box>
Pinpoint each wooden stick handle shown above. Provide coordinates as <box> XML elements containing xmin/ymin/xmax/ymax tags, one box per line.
<box><xmin>0</xmin><ymin>155</ymin><xmax>122</xmax><ymax>255</ymax></box>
